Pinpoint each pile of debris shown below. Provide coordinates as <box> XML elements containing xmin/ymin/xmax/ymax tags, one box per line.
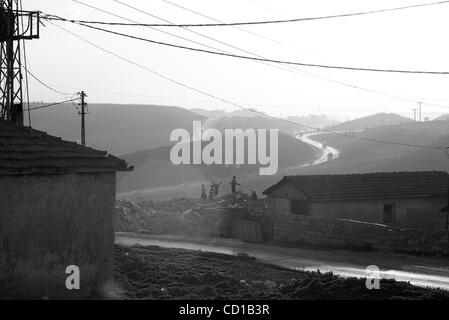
<box><xmin>115</xmin><ymin>193</ymin><xmax>268</xmax><ymax>236</ymax></box>
<box><xmin>115</xmin><ymin>197</ymin><xmax>227</xmax><ymax>236</ymax></box>
<box><xmin>114</xmin><ymin>200</ymin><xmax>155</xmax><ymax>232</ymax></box>
<box><xmin>139</xmin><ymin>197</ymin><xmax>199</xmax><ymax>214</ymax></box>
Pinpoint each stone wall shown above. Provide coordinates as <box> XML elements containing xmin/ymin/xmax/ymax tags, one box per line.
<box><xmin>0</xmin><ymin>172</ymin><xmax>116</xmax><ymax>299</ymax></box>
<box><xmin>273</xmin><ymin>213</ymin><xmax>449</xmax><ymax>256</ymax></box>
<box><xmin>196</xmin><ymin>208</ymin><xmax>264</xmax><ymax>243</ymax></box>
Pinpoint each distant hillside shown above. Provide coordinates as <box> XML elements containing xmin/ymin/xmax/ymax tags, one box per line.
<box><xmin>326</xmin><ymin>113</ymin><xmax>413</xmax><ymax>132</ymax></box>
<box><xmin>191</xmin><ymin>108</ymin><xmax>265</xmax><ymax>118</ymax></box>
<box><xmin>29</xmin><ymin>103</ymin><xmax>204</xmax><ymax>155</ymax></box>
<box><xmin>190</xmin><ymin>109</ymin><xmax>227</xmax><ymax>118</ymax></box>
<box><xmin>191</xmin><ymin>109</ymin><xmax>339</xmax><ymax>130</ymax></box>
<box><xmin>117</xmin><ymin>131</ymin><xmax>316</xmax><ymax>193</ymax></box>
<box><xmin>206</xmin><ymin>115</ymin><xmax>302</xmax><ymax>135</ymax></box>
<box><xmin>304</xmin><ymin>119</ymin><xmax>449</xmax><ymax>174</ymax></box>
<box><xmin>436</xmin><ymin>114</ymin><xmax>449</xmax><ymax>121</ymax></box>
<box><xmin>285</xmin><ymin>114</ymin><xmax>338</xmax><ymax>129</ymax></box>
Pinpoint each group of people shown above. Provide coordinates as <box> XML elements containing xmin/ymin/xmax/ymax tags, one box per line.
<box><xmin>201</xmin><ymin>179</ymin><xmax>222</xmax><ymax>201</ymax></box>
<box><xmin>201</xmin><ymin>176</ymin><xmax>258</xmax><ymax>204</ymax></box>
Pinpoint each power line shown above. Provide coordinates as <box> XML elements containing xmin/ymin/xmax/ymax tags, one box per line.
<box><xmin>28</xmin><ymin>98</ymin><xmax>80</xmax><ymax>111</ymax></box>
<box><xmin>47</xmin><ymin>21</ymin><xmax>448</xmax><ymax>151</ymax></box>
<box><xmin>110</xmin><ymin>0</ymin><xmax>379</xmax><ymax>104</ymax></box>
<box><xmin>160</xmin><ymin>0</ymin><xmax>318</xmax><ymax>59</ymax></box>
<box><xmin>57</xmin><ymin>2</ymin><xmax>349</xmax><ymax>112</ymax></box>
<box><xmin>59</xmin><ymin>3</ymin><xmax>449</xmax><ymax>110</ymax></box>
<box><xmin>110</xmin><ymin>0</ymin><xmax>297</xmax><ymax>72</ymax></box>
<box><xmin>44</xmin><ymin>0</ymin><xmax>449</xmax><ymax>27</ymax></box>
<box><xmin>70</xmin><ymin>21</ymin><xmax>449</xmax><ymax>75</ymax></box>
<box><xmin>22</xmin><ymin>65</ymin><xmax>71</xmax><ymax>96</ymax></box>
<box><xmin>48</xmin><ymin>21</ymin><xmax>244</xmax><ymax>110</ymax></box>
<box><xmin>47</xmin><ymin>2</ymin><xmax>449</xmax><ymax>107</ymax></box>
<box><xmin>61</xmin><ymin>0</ymin><xmax>323</xmax><ymax>86</ymax></box>
<box><xmin>156</xmin><ymin>0</ymin><xmax>449</xmax><ymax>109</ymax></box>
<box><xmin>69</xmin><ymin>0</ymin><xmax>239</xmax><ymax>54</ymax></box>
<box><xmin>33</xmin><ymin>82</ymin><xmax>444</xmax><ymax>115</ymax></box>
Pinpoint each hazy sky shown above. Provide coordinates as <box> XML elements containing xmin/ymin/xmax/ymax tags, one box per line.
<box><xmin>23</xmin><ymin>0</ymin><xmax>449</xmax><ymax>121</ymax></box>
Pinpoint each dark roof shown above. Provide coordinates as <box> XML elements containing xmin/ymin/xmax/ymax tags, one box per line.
<box><xmin>0</xmin><ymin>119</ymin><xmax>133</xmax><ymax>175</ymax></box>
<box><xmin>263</xmin><ymin>171</ymin><xmax>449</xmax><ymax>201</ymax></box>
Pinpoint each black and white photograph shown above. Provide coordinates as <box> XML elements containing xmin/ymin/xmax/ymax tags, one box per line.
<box><xmin>1</xmin><ymin>0</ymin><xmax>449</xmax><ymax>312</ymax></box>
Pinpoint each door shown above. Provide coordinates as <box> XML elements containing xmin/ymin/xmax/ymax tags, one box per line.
<box><xmin>275</xmin><ymin>197</ymin><xmax>291</xmax><ymax>214</ymax></box>
<box><xmin>383</xmin><ymin>203</ymin><xmax>395</xmax><ymax>224</ymax></box>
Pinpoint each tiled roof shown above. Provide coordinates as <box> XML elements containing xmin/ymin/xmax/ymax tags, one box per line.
<box><xmin>0</xmin><ymin>120</ymin><xmax>132</xmax><ymax>174</ymax></box>
<box><xmin>263</xmin><ymin>171</ymin><xmax>449</xmax><ymax>201</ymax></box>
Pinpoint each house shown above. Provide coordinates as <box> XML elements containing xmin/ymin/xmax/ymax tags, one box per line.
<box><xmin>263</xmin><ymin>171</ymin><xmax>448</xmax><ymax>229</ymax></box>
<box><xmin>0</xmin><ymin>120</ymin><xmax>132</xmax><ymax>298</ymax></box>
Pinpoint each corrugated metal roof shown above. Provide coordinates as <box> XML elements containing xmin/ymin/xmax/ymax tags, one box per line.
<box><xmin>263</xmin><ymin>171</ymin><xmax>449</xmax><ymax>201</ymax></box>
<box><xmin>0</xmin><ymin>120</ymin><xmax>133</xmax><ymax>174</ymax></box>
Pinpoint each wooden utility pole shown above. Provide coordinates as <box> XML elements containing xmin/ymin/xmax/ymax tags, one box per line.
<box><xmin>78</xmin><ymin>91</ymin><xmax>87</xmax><ymax>146</ymax></box>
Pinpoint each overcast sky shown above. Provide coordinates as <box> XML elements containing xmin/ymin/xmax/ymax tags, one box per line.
<box><xmin>23</xmin><ymin>0</ymin><xmax>449</xmax><ymax>121</ymax></box>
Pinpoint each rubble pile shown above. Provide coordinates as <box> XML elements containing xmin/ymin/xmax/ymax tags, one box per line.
<box><xmin>115</xmin><ymin>194</ymin><xmax>268</xmax><ymax>236</ymax></box>
<box><xmin>115</xmin><ymin>197</ymin><xmax>226</xmax><ymax>236</ymax></box>
<box><xmin>114</xmin><ymin>200</ymin><xmax>155</xmax><ymax>232</ymax></box>
<box><xmin>140</xmin><ymin>197</ymin><xmax>199</xmax><ymax>214</ymax></box>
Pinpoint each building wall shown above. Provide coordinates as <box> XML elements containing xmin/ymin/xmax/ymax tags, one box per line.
<box><xmin>266</xmin><ymin>183</ymin><xmax>447</xmax><ymax>229</ymax></box>
<box><xmin>273</xmin><ymin>213</ymin><xmax>449</xmax><ymax>256</ymax></box>
<box><xmin>311</xmin><ymin>197</ymin><xmax>447</xmax><ymax>229</ymax></box>
<box><xmin>0</xmin><ymin>172</ymin><xmax>116</xmax><ymax>299</ymax></box>
<box><xmin>266</xmin><ymin>182</ymin><xmax>308</xmax><ymax>215</ymax></box>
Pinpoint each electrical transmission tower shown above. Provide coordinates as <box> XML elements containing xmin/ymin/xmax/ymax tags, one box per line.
<box><xmin>0</xmin><ymin>0</ymin><xmax>39</xmax><ymax>125</ymax></box>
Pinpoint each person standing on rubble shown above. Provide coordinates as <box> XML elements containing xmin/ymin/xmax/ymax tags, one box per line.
<box><xmin>209</xmin><ymin>185</ymin><xmax>215</xmax><ymax>201</ymax></box>
<box><xmin>230</xmin><ymin>176</ymin><xmax>240</xmax><ymax>204</ymax></box>
<box><xmin>211</xmin><ymin>179</ymin><xmax>222</xmax><ymax>197</ymax></box>
<box><xmin>201</xmin><ymin>184</ymin><xmax>207</xmax><ymax>200</ymax></box>
<box><xmin>251</xmin><ymin>189</ymin><xmax>258</xmax><ymax>201</ymax></box>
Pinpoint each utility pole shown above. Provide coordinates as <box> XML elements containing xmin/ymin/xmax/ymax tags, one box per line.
<box><xmin>411</xmin><ymin>108</ymin><xmax>417</xmax><ymax>122</ymax></box>
<box><xmin>418</xmin><ymin>102</ymin><xmax>422</xmax><ymax>122</ymax></box>
<box><xmin>78</xmin><ymin>91</ymin><xmax>87</xmax><ymax>146</ymax></box>
<box><xmin>0</xmin><ymin>0</ymin><xmax>39</xmax><ymax>125</ymax></box>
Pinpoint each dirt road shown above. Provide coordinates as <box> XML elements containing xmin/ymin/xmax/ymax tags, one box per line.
<box><xmin>296</xmin><ymin>132</ymin><xmax>340</xmax><ymax>167</ymax></box>
<box><xmin>116</xmin><ymin>232</ymin><xmax>449</xmax><ymax>291</ymax></box>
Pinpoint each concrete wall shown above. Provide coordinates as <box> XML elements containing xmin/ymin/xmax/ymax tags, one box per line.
<box><xmin>266</xmin><ymin>182</ymin><xmax>308</xmax><ymax>215</ymax></box>
<box><xmin>266</xmin><ymin>183</ymin><xmax>447</xmax><ymax>229</ymax></box>
<box><xmin>0</xmin><ymin>172</ymin><xmax>116</xmax><ymax>299</ymax></box>
<box><xmin>273</xmin><ymin>213</ymin><xmax>449</xmax><ymax>256</ymax></box>
<box><xmin>194</xmin><ymin>208</ymin><xmax>264</xmax><ymax>243</ymax></box>
<box><xmin>310</xmin><ymin>197</ymin><xmax>447</xmax><ymax>229</ymax></box>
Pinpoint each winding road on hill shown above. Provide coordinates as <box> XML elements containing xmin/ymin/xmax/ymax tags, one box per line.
<box><xmin>116</xmin><ymin>232</ymin><xmax>449</xmax><ymax>291</ymax></box>
<box><xmin>295</xmin><ymin>132</ymin><xmax>340</xmax><ymax>167</ymax></box>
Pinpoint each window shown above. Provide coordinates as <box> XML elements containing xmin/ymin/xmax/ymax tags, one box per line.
<box><xmin>383</xmin><ymin>204</ymin><xmax>394</xmax><ymax>224</ymax></box>
<box><xmin>291</xmin><ymin>199</ymin><xmax>309</xmax><ymax>215</ymax></box>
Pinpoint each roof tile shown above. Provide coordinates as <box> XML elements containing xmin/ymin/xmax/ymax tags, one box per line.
<box><xmin>0</xmin><ymin>120</ymin><xmax>132</xmax><ymax>174</ymax></box>
<box><xmin>263</xmin><ymin>171</ymin><xmax>449</xmax><ymax>201</ymax></box>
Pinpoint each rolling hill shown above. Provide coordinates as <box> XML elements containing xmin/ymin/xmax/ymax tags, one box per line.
<box><xmin>285</xmin><ymin>114</ymin><xmax>338</xmax><ymax>129</ymax></box>
<box><xmin>305</xmin><ymin>119</ymin><xmax>449</xmax><ymax>174</ymax></box>
<box><xmin>325</xmin><ymin>113</ymin><xmax>413</xmax><ymax>132</ymax></box>
<box><xmin>191</xmin><ymin>108</ymin><xmax>265</xmax><ymax>118</ymax></box>
<box><xmin>117</xmin><ymin>131</ymin><xmax>317</xmax><ymax>194</ymax></box>
<box><xmin>29</xmin><ymin>103</ymin><xmax>205</xmax><ymax>155</ymax></box>
<box><xmin>205</xmin><ymin>115</ymin><xmax>302</xmax><ymax>135</ymax></box>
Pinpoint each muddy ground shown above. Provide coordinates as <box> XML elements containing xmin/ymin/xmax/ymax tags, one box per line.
<box><xmin>114</xmin><ymin>244</ymin><xmax>449</xmax><ymax>300</ymax></box>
